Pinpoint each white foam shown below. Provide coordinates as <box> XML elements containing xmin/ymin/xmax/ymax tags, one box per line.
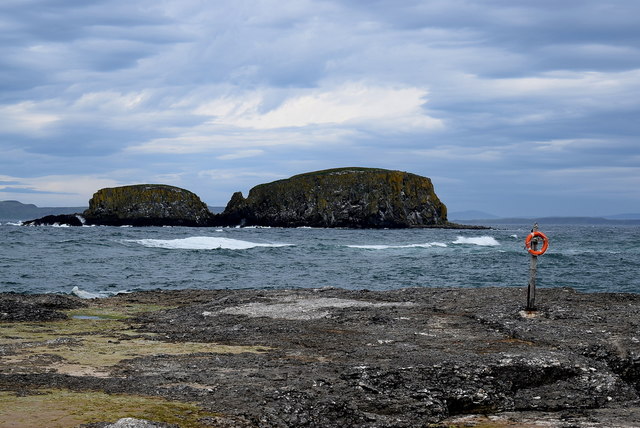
<box><xmin>348</xmin><ymin>242</ymin><xmax>448</xmax><ymax>250</ymax></box>
<box><xmin>5</xmin><ymin>221</ymin><xmax>23</xmax><ymax>226</ymax></box>
<box><xmin>128</xmin><ymin>236</ymin><xmax>293</xmax><ymax>250</ymax></box>
<box><xmin>452</xmin><ymin>236</ymin><xmax>500</xmax><ymax>246</ymax></box>
<box><xmin>71</xmin><ymin>286</ymin><xmax>109</xmax><ymax>299</ymax></box>
<box><xmin>70</xmin><ymin>286</ymin><xmax>130</xmax><ymax>299</ymax></box>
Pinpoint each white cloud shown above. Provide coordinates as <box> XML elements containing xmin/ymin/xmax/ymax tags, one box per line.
<box><xmin>127</xmin><ymin>125</ymin><xmax>355</xmax><ymax>154</ymax></box>
<box><xmin>73</xmin><ymin>91</ymin><xmax>148</xmax><ymax>111</ymax></box>
<box><xmin>0</xmin><ymin>174</ymin><xmax>122</xmax><ymax>205</ymax></box>
<box><xmin>531</xmin><ymin>138</ymin><xmax>607</xmax><ymax>153</ymax></box>
<box><xmin>0</xmin><ymin>102</ymin><xmax>60</xmax><ymax>136</ymax></box>
<box><xmin>216</xmin><ymin>149</ymin><xmax>265</xmax><ymax>160</ymax></box>
<box><xmin>203</xmin><ymin>83</ymin><xmax>443</xmax><ymax>130</ymax></box>
<box><xmin>0</xmin><ymin>174</ymin><xmax>119</xmax><ymax>194</ymax></box>
<box><xmin>197</xmin><ymin>169</ymin><xmax>284</xmax><ymax>181</ymax></box>
<box><xmin>410</xmin><ymin>146</ymin><xmax>504</xmax><ymax>162</ymax></box>
<box><xmin>472</xmin><ymin>69</ymin><xmax>640</xmax><ymax>101</ymax></box>
<box><xmin>127</xmin><ymin>82</ymin><xmax>444</xmax><ymax>155</ymax></box>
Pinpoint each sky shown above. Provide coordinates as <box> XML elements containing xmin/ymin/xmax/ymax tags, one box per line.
<box><xmin>1</xmin><ymin>0</ymin><xmax>639</xmax><ymax>217</ymax></box>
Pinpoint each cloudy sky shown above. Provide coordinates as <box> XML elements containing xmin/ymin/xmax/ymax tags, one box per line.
<box><xmin>1</xmin><ymin>0</ymin><xmax>639</xmax><ymax>217</ymax></box>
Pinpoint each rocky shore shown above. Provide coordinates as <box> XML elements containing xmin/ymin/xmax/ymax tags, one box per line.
<box><xmin>1</xmin><ymin>287</ymin><xmax>639</xmax><ymax>427</ymax></box>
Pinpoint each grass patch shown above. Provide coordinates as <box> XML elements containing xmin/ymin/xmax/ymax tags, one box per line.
<box><xmin>66</xmin><ymin>303</ymin><xmax>177</xmax><ymax>320</ymax></box>
<box><xmin>0</xmin><ymin>389</ymin><xmax>219</xmax><ymax>428</ymax></box>
<box><xmin>0</xmin><ymin>319</ymin><xmax>131</xmax><ymax>345</ymax></box>
<box><xmin>0</xmin><ymin>303</ymin><xmax>270</xmax><ymax>377</ymax></box>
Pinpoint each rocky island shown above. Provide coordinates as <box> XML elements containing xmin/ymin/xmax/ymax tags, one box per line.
<box><xmin>23</xmin><ymin>167</ymin><xmax>484</xmax><ymax>229</ymax></box>
<box><xmin>82</xmin><ymin>184</ymin><xmax>214</xmax><ymax>227</ymax></box>
<box><xmin>1</xmin><ymin>287</ymin><xmax>639</xmax><ymax>427</ymax></box>
<box><xmin>217</xmin><ymin>167</ymin><xmax>448</xmax><ymax>228</ymax></box>
<box><xmin>24</xmin><ymin>184</ymin><xmax>214</xmax><ymax>227</ymax></box>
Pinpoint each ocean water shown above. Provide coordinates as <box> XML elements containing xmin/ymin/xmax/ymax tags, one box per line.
<box><xmin>0</xmin><ymin>222</ymin><xmax>638</xmax><ymax>297</ymax></box>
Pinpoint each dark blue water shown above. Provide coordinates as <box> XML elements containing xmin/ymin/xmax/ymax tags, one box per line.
<box><xmin>0</xmin><ymin>222</ymin><xmax>638</xmax><ymax>297</ymax></box>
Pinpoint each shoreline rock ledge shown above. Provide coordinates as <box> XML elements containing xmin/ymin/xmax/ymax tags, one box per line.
<box><xmin>216</xmin><ymin>167</ymin><xmax>451</xmax><ymax>228</ymax></box>
<box><xmin>1</xmin><ymin>287</ymin><xmax>639</xmax><ymax>427</ymax></box>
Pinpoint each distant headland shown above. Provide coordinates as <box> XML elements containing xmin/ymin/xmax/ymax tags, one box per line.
<box><xmin>17</xmin><ymin>167</ymin><xmax>486</xmax><ymax>229</ymax></box>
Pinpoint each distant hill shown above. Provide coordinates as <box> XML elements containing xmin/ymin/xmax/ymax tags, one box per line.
<box><xmin>457</xmin><ymin>216</ymin><xmax>640</xmax><ymax>226</ymax></box>
<box><xmin>603</xmin><ymin>213</ymin><xmax>640</xmax><ymax>220</ymax></box>
<box><xmin>0</xmin><ymin>201</ymin><xmax>87</xmax><ymax>221</ymax></box>
<box><xmin>449</xmin><ymin>210</ymin><xmax>640</xmax><ymax>225</ymax></box>
<box><xmin>1</xmin><ymin>200</ymin><xmax>229</xmax><ymax>221</ymax></box>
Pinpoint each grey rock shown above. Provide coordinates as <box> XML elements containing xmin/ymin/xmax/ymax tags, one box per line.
<box><xmin>89</xmin><ymin>418</ymin><xmax>177</xmax><ymax>428</ymax></box>
<box><xmin>3</xmin><ymin>287</ymin><xmax>640</xmax><ymax>427</ymax></box>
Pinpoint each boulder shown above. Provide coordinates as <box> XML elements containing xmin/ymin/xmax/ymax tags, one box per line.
<box><xmin>83</xmin><ymin>184</ymin><xmax>213</xmax><ymax>227</ymax></box>
<box><xmin>22</xmin><ymin>214</ymin><xmax>84</xmax><ymax>227</ymax></box>
<box><xmin>217</xmin><ymin>167</ymin><xmax>448</xmax><ymax>228</ymax></box>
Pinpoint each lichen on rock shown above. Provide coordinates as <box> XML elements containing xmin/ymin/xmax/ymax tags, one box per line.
<box><xmin>219</xmin><ymin>167</ymin><xmax>448</xmax><ymax>228</ymax></box>
<box><xmin>83</xmin><ymin>184</ymin><xmax>213</xmax><ymax>227</ymax></box>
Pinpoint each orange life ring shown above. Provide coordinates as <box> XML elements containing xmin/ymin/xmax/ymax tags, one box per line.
<box><xmin>525</xmin><ymin>231</ymin><xmax>549</xmax><ymax>256</ymax></box>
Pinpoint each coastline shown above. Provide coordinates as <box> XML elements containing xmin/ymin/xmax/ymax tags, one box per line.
<box><xmin>1</xmin><ymin>287</ymin><xmax>639</xmax><ymax>427</ymax></box>
<box><xmin>20</xmin><ymin>212</ymin><xmax>489</xmax><ymax>230</ymax></box>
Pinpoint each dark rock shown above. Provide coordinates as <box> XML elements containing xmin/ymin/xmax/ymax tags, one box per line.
<box><xmin>217</xmin><ymin>167</ymin><xmax>450</xmax><ymax>228</ymax></box>
<box><xmin>0</xmin><ymin>300</ymin><xmax>68</xmax><ymax>322</ymax></box>
<box><xmin>22</xmin><ymin>214</ymin><xmax>84</xmax><ymax>227</ymax></box>
<box><xmin>0</xmin><ymin>293</ymin><xmax>85</xmax><ymax>322</ymax></box>
<box><xmin>82</xmin><ymin>184</ymin><xmax>214</xmax><ymax>227</ymax></box>
<box><xmin>2</xmin><ymin>287</ymin><xmax>640</xmax><ymax>426</ymax></box>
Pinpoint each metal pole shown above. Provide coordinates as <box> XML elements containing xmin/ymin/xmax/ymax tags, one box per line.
<box><xmin>526</xmin><ymin>223</ymin><xmax>539</xmax><ymax>311</ymax></box>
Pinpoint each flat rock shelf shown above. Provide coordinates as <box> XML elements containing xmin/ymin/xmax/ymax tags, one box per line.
<box><xmin>1</xmin><ymin>287</ymin><xmax>639</xmax><ymax>427</ymax></box>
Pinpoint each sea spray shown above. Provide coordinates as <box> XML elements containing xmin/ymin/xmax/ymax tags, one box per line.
<box><xmin>347</xmin><ymin>242</ymin><xmax>448</xmax><ymax>250</ymax></box>
<box><xmin>127</xmin><ymin>236</ymin><xmax>293</xmax><ymax>250</ymax></box>
<box><xmin>452</xmin><ymin>236</ymin><xmax>500</xmax><ymax>246</ymax></box>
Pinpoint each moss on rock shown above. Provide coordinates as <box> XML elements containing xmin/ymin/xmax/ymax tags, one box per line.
<box><xmin>0</xmin><ymin>389</ymin><xmax>219</xmax><ymax>428</ymax></box>
<box><xmin>83</xmin><ymin>185</ymin><xmax>213</xmax><ymax>227</ymax></box>
<box><xmin>219</xmin><ymin>167</ymin><xmax>448</xmax><ymax>228</ymax></box>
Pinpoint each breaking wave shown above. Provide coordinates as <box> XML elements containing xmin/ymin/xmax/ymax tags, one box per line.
<box><xmin>70</xmin><ymin>286</ymin><xmax>129</xmax><ymax>299</ymax></box>
<box><xmin>347</xmin><ymin>242</ymin><xmax>448</xmax><ymax>250</ymax></box>
<box><xmin>452</xmin><ymin>236</ymin><xmax>500</xmax><ymax>246</ymax></box>
<box><xmin>127</xmin><ymin>236</ymin><xmax>293</xmax><ymax>250</ymax></box>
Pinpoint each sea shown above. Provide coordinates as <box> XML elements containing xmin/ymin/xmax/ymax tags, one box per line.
<box><xmin>0</xmin><ymin>221</ymin><xmax>638</xmax><ymax>297</ymax></box>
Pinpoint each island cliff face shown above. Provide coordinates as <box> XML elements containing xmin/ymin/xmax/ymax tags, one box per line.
<box><xmin>218</xmin><ymin>167</ymin><xmax>448</xmax><ymax>228</ymax></box>
<box><xmin>83</xmin><ymin>184</ymin><xmax>213</xmax><ymax>227</ymax></box>
<box><xmin>23</xmin><ymin>168</ymin><xmax>471</xmax><ymax>228</ymax></box>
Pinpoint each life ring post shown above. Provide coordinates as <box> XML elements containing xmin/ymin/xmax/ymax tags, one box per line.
<box><xmin>525</xmin><ymin>223</ymin><xmax>548</xmax><ymax>311</ymax></box>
